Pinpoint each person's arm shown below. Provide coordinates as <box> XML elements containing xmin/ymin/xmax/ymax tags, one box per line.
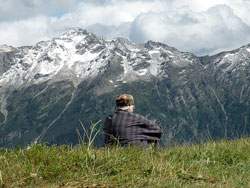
<box><xmin>103</xmin><ymin>116</ymin><xmax>112</xmax><ymax>145</ymax></box>
<box><xmin>130</xmin><ymin>113</ymin><xmax>163</xmax><ymax>142</ymax></box>
<box><xmin>142</xmin><ymin>117</ymin><xmax>163</xmax><ymax>140</ymax></box>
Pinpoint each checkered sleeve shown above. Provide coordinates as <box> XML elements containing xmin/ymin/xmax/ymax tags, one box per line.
<box><xmin>103</xmin><ymin>115</ymin><xmax>112</xmax><ymax>145</ymax></box>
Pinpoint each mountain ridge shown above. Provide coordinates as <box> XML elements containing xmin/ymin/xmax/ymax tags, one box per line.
<box><xmin>0</xmin><ymin>27</ymin><xmax>249</xmax><ymax>148</ymax></box>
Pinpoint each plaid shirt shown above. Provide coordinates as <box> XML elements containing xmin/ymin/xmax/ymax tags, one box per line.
<box><xmin>103</xmin><ymin>110</ymin><xmax>163</xmax><ymax>146</ymax></box>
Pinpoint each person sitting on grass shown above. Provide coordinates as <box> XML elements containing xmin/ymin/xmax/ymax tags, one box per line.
<box><xmin>103</xmin><ymin>94</ymin><xmax>163</xmax><ymax>147</ymax></box>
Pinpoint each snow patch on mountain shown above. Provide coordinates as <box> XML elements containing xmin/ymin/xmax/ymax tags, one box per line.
<box><xmin>0</xmin><ymin>29</ymin><xmax>105</xmax><ymax>92</ymax></box>
<box><xmin>0</xmin><ymin>45</ymin><xmax>14</xmax><ymax>52</ymax></box>
<box><xmin>224</xmin><ymin>54</ymin><xmax>234</xmax><ymax>58</ymax></box>
<box><xmin>137</xmin><ymin>68</ymin><xmax>148</xmax><ymax>76</ymax></box>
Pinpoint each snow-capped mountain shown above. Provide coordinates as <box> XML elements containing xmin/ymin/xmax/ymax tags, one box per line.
<box><xmin>0</xmin><ymin>28</ymin><xmax>198</xmax><ymax>91</ymax></box>
<box><xmin>0</xmin><ymin>28</ymin><xmax>249</xmax><ymax>148</ymax></box>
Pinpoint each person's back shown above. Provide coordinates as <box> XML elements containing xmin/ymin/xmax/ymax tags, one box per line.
<box><xmin>103</xmin><ymin>94</ymin><xmax>163</xmax><ymax>147</ymax></box>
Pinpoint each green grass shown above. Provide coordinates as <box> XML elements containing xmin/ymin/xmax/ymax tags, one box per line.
<box><xmin>0</xmin><ymin>138</ymin><xmax>249</xmax><ymax>188</ymax></box>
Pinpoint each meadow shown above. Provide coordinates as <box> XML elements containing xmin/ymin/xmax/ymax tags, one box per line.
<box><xmin>0</xmin><ymin>137</ymin><xmax>249</xmax><ymax>187</ymax></box>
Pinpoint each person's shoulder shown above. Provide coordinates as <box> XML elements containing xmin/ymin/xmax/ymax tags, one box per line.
<box><xmin>114</xmin><ymin>110</ymin><xmax>130</xmax><ymax>115</ymax></box>
<box><xmin>114</xmin><ymin>111</ymin><xmax>141</xmax><ymax>117</ymax></box>
<box><xmin>114</xmin><ymin>111</ymin><xmax>146</xmax><ymax>120</ymax></box>
<box><xmin>105</xmin><ymin>114</ymin><xmax>113</xmax><ymax>120</ymax></box>
<box><xmin>132</xmin><ymin>112</ymin><xmax>147</xmax><ymax>120</ymax></box>
<box><xmin>133</xmin><ymin>113</ymin><xmax>159</xmax><ymax>125</ymax></box>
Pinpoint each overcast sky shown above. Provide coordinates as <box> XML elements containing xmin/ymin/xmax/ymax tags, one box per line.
<box><xmin>0</xmin><ymin>0</ymin><xmax>250</xmax><ymax>55</ymax></box>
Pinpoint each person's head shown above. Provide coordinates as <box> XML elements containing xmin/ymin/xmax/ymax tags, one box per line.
<box><xmin>115</xmin><ymin>94</ymin><xmax>135</xmax><ymax>112</ymax></box>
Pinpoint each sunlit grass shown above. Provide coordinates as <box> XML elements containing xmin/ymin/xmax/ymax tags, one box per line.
<box><xmin>0</xmin><ymin>137</ymin><xmax>249</xmax><ymax>187</ymax></box>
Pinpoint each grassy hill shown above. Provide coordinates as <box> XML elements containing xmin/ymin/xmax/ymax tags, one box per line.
<box><xmin>0</xmin><ymin>137</ymin><xmax>249</xmax><ymax>187</ymax></box>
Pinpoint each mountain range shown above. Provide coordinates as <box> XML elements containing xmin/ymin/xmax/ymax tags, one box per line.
<box><xmin>0</xmin><ymin>28</ymin><xmax>249</xmax><ymax>148</ymax></box>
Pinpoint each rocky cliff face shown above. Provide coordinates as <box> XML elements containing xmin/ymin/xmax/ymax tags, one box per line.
<box><xmin>0</xmin><ymin>28</ymin><xmax>249</xmax><ymax>148</ymax></box>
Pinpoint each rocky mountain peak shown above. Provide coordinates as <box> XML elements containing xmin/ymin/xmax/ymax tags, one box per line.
<box><xmin>59</xmin><ymin>27</ymin><xmax>89</xmax><ymax>39</ymax></box>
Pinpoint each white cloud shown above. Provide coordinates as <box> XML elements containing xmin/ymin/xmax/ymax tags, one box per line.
<box><xmin>130</xmin><ymin>5</ymin><xmax>250</xmax><ymax>55</ymax></box>
<box><xmin>171</xmin><ymin>0</ymin><xmax>250</xmax><ymax>25</ymax></box>
<box><xmin>0</xmin><ymin>0</ymin><xmax>250</xmax><ymax>55</ymax></box>
<box><xmin>73</xmin><ymin>0</ymin><xmax>166</xmax><ymax>26</ymax></box>
<box><xmin>0</xmin><ymin>16</ymin><xmax>51</xmax><ymax>47</ymax></box>
<box><xmin>0</xmin><ymin>0</ymin><xmax>78</xmax><ymax>20</ymax></box>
